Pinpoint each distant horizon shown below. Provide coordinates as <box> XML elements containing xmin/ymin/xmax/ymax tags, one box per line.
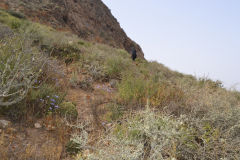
<box><xmin>102</xmin><ymin>0</ymin><xmax>240</xmax><ymax>91</ymax></box>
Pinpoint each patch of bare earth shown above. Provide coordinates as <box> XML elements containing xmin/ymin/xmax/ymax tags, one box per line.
<box><xmin>0</xmin><ymin>127</ymin><xmax>65</xmax><ymax>160</ymax></box>
<box><xmin>64</xmin><ymin>64</ymin><xmax>116</xmax><ymax>130</ymax></box>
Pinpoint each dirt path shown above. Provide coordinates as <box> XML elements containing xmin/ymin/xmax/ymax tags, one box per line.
<box><xmin>65</xmin><ymin>82</ymin><xmax>115</xmax><ymax>130</ymax></box>
<box><xmin>63</xmin><ymin>64</ymin><xmax>117</xmax><ymax>129</ymax></box>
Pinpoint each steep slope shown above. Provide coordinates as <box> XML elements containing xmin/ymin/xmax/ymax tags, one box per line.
<box><xmin>1</xmin><ymin>9</ymin><xmax>240</xmax><ymax>159</ymax></box>
<box><xmin>0</xmin><ymin>0</ymin><xmax>144</xmax><ymax>58</ymax></box>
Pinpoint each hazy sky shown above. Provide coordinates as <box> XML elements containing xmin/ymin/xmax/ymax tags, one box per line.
<box><xmin>102</xmin><ymin>0</ymin><xmax>240</xmax><ymax>90</ymax></box>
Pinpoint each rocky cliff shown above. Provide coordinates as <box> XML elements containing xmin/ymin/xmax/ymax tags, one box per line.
<box><xmin>0</xmin><ymin>0</ymin><xmax>144</xmax><ymax>57</ymax></box>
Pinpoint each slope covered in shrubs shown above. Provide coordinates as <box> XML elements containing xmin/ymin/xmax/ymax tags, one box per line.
<box><xmin>0</xmin><ymin>10</ymin><xmax>239</xmax><ymax>160</ymax></box>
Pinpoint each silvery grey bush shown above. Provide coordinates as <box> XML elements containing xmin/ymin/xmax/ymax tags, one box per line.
<box><xmin>0</xmin><ymin>35</ymin><xmax>44</xmax><ymax>106</ymax></box>
<box><xmin>80</xmin><ymin>100</ymin><xmax>240</xmax><ymax>159</ymax></box>
<box><xmin>84</xmin><ymin>107</ymin><xmax>190</xmax><ymax>160</ymax></box>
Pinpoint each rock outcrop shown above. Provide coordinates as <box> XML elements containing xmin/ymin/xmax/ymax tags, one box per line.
<box><xmin>0</xmin><ymin>0</ymin><xmax>144</xmax><ymax>57</ymax></box>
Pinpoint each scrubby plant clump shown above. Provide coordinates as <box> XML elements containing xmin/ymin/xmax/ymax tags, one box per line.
<box><xmin>58</xmin><ymin>101</ymin><xmax>78</xmax><ymax>120</ymax></box>
<box><xmin>149</xmin><ymin>83</ymin><xmax>186</xmax><ymax>108</ymax></box>
<box><xmin>104</xmin><ymin>56</ymin><xmax>129</xmax><ymax>79</ymax></box>
<box><xmin>0</xmin><ymin>35</ymin><xmax>44</xmax><ymax>106</ymax></box>
<box><xmin>79</xmin><ymin>102</ymin><xmax>240</xmax><ymax>160</ymax></box>
<box><xmin>29</xmin><ymin>83</ymin><xmax>64</xmax><ymax>116</ymax></box>
<box><xmin>7</xmin><ymin>10</ymin><xmax>26</xmax><ymax>19</ymax></box>
<box><xmin>66</xmin><ymin>131</ymin><xmax>88</xmax><ymax>155</ymax></box>
<box><xmin>0</xmin><ymin>23</ymin><xmax>13</xmax><ymax>39</ymax></box>
<box><xmin>83</xmin><ymin>107</ymin><xmax>192</xmax><ymax>160</ymax></box>
<box><xmin>117</xmin><ymin>75</ymin><xmax>147</xmax><ymax>105</ymax></box>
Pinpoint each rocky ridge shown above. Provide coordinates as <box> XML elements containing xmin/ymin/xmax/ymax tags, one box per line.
<box><xmin>0</xmin><ymin>0</ymin><xmax>144</xmax><ymax>57</ymax></box>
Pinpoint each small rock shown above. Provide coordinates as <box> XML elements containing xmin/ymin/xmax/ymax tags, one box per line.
<box><xmin>0</xmin><ymin>120</ymin><xmax>11</xmax><ymax>129</ymax></box>
<box><xmin>34</xmin><ymin>123</ymin><xmax>42</xmax><ymax>129</ymax></box>
<box><xmin>46</xmin><ymin>125</ymin><xmax>56</xmax><ymax>131</ymax></box>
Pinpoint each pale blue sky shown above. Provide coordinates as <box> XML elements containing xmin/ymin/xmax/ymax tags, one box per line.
<box><xmin>102</xmin><ymin>0</ymin><xmax>240</xmax><ymax>90</ymax></box>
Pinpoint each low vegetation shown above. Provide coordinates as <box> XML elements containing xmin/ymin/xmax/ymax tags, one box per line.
<box><xmin>0</xmin><ymin>10</ymin><xmax>239</xmax><ymax>160</ymax></box>
<box><xmin>0</xmin><ymin>35</ymin><xmax>43</xmax><ymax>106</ymax></box>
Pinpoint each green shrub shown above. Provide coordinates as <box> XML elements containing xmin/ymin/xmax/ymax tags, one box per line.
<box><xmin>105</xmin><ymin>103</ymin><xmax>124</xmax><ymax>122</ymax></box>
<box><xmin>70</xmin><ymin>72</ymin><xmax>79</xmax><ymax>88</ymax></box>
<box><xmin>117</xmin><ymin>49</ymin><xmax>130</xmax><ymax>58</ymax></box>
<box><xmin>0</xmin><ymin>10</ymin><xmax>24</xmax><ymax>30</ymax></box>
<box><xmin>51</xmin><ymin>44</ymin><xmax>82</xmax><ymax>62</ymax></box>
<box><xmin>78</xmin><ymin>39</ymin><xmax>91</xmax><ymax>47</ymax></box>
<box><xmin>10</xmin><ymin>20</ymin><xmax>21</xmax><ymax>29</ymax></box>
<box><xmin>28</xmin><ymin>83</ymin><xmax>64</xmax><ymax>116</ymax></box>
<box><xmin>58</xmin><ymin>101</ymin><xmax>78</xmax><ymax>120</ymax></box>
<box><xmin>84</xmin><ymin>62</ymin><xmax>107</xmax><ymax>82</ymax></box>
<box><xmin>24</xmin><ymin>22</ymin><xmax>63</xmax><ymax>47</ymax></box>
<box><xmin>78</xmin><ymin>77</ymin><xmax>93</xmax><ymax>91</ymax></box>
<box><xmin>0</xmin><ymin>83</ymin><xmax>64</xmax><ymax>120</ymax></box>
<box><xmin>66</xmin><ymin>131</ymin><xmax>88</xmax><ymax>155</ymax></box>
<box><xmin>198</xmin><ymin>77</ymin><xmax>223</xmax><ymax>89</ymax></box>
<box><xmin>104</xmin><ymin>56</ymin><xmax>129</xmax><ymax>79</ymax></box>
<box><xmin>0</xmin><ymin>10</ymin><xmax>60</xmax><ymax>47</ymax></box>
<box><xmin>7</xmin><ymin>10</ymin><xmax>26</xmax><ymax>19</ymax></box>
<box><xmin>118</xmin><ymin>75</ymin><xmax>147</xmax><ymax>105</ymax></box>
<box><xmin>20</xmin><ymin>19</ymin><xmax>82</xmax><ymax>60</ymax></box>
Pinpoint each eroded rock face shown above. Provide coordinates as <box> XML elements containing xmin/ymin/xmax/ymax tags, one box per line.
<box><xmin>0</xmin><ymin>0</ymin><xmax>144</xmax><ymax>58</ymax></box>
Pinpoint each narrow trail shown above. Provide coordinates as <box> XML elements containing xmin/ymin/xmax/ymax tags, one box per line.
<box><xmin>65</xmin><ymin>83</ymin><xmax>115</xmax><ymax>130</ymax></box>
<box><xmin>63</xmin><ymin>65</ymin><xmax>116</xmax><ymax>130</ymax></box>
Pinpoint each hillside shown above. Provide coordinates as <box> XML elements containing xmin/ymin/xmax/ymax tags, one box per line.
<box><xmin>0</xmin><ymin>4</ymin><xmax>240</xmax><ymax>160</ymax></box>
<box><xmin>0</xmin><ymin>0</ymin><xmax>144</xmax><ymax>58</ymax></box>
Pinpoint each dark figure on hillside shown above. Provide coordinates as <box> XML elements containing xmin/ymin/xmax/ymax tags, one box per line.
<box><xmin>131</xmin><ymin>48</ymin><xmax>137</xmax><ymax>61</ymax></box>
